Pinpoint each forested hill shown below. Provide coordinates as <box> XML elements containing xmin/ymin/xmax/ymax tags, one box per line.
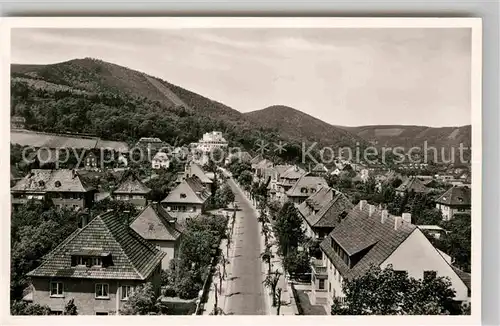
<box><xmin>11</xmin><ymin>58</ymin><xmax>364</xmax><ymax>160</ymax></box>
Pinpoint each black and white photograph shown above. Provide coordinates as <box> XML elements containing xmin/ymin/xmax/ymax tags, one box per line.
<box><xmin>2</xmin><ymin>17</ymin><xmax>481</xmax><ymax>321</ymax></box>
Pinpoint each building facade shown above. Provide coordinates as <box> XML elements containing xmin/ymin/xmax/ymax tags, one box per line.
<box><xmin>435</xmin><ymin>186</ymin><xmax>471</xmax><ymax>221</ymax></box>
<box><xmin>26</xmin><ymin>211</ymin><xmax>165</xmax><ymax>315</ymax></box>
<box><xmin>112</xmin><ymin>175</ymin><xmax>151</xmax><ymax>209</ymax></box>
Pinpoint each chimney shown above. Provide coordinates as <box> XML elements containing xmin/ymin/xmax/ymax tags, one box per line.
<box><xmin>402</xmin><ymin>213</ymin><xmax>412</xmax><ymax>224</ymax></box>
<box><xmin>123</xmin><ymin>210</ymin><xmax>131</xmax><ymax>228</ymax></box>
<box><xmin>71</xmin><ymin>169</ymin><xmax>77</xmax><ymax>179</ymax></box>
<box><xmin>359</xmin><ymin>200</ymin><xmax>368</xmax><ymax>211</ymax></box>
<box><xmin>394</xmin><ymin>216</ymin><xmax>401</xmax><ymax>230</ymax></box>
<box><xmin>368</xmin><ymin>204</ymin><xmax>375</xmax><ymax>217</ymax></box>
<box><xmin>381</xmin><ymin>210</ymin><xmax>388</xmax><ymax>224</ymax></box>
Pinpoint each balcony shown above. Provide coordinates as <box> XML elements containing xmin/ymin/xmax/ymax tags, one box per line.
<box><xmin>310</xmin><ymin>258</ymin><xmax>327</xmax><ymax>276</ymax></box>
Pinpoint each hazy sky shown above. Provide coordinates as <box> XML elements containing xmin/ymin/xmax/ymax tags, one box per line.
<box><xmin>11</xmin><ymin>28</ymin><xmax>472</xmax><ymax>127</ymax></box>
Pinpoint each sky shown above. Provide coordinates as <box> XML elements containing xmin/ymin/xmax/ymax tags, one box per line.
<box><xmin>11</xmin><ymin>28</ymin><xmax>472</xmax><ymax>127</ymax></box>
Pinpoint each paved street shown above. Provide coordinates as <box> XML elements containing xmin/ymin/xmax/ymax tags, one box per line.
<box><xmin>224</xmin><ymin>177</ymin><xmax>267</xmax><ymax>315</ymax></box>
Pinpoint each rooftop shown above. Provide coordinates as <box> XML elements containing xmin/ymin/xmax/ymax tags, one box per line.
<box><xmin>435</xmin><ymin>186</ymin><xmax>471</xmax><ymax>206</ymax></box>
<box><xmin>114</xmin><ymin>175</ymin><xmax>151</xmax><ymax>194</ymax></box>
<box><xmin>162</xmin><ymin>176</ymin><xmax>210</xmax><ymax>205</ymax></box>
<box><xmin>130</xmin><ymin>203</ymin><xmax>183</xmax><ymax>241</ymax></box>
<box><xmin>320</xmin><ymin>201</ymin><xmax>417</xmax><ymax>280</ymax></box>
<box><xmin>11</xmin><ymin>169</ymin><xmax>95</xmax><ymax>193</ymax></box>
<box><xmin>27</xmin><ymin>211</ymin><xmax>166</xmax><ymax>280</ymax></box>
<box><xmin>395</xmin><ymin>176</ymin><xmax>429</xmax><ymax>193</ymax></box>
<box><xmin>298</xmin><ymin>187</ymin><xmax>353</xmax><ymax>228</ymax></box>
<box><xmin>286</xmin><ymin>174</ymin><xmax>328</xmax><ymax>197</ymax></box>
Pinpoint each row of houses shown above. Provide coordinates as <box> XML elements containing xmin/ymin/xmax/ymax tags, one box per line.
<box><xmin>249</xmin><ymin>156</ymin><xmax>471</xmax><ymax>314</ymax></box>
<box><xmin>15</xmin><ymin>161</ymin><xmax>216</xmax><ymax>315</ymax></box>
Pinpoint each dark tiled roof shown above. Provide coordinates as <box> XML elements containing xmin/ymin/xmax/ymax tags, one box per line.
<box><xmin>162</xmin><ymin>176</ymin><xmax>210</xmax><ymax>205</ymax></box>
<box><xmin>299</xmin><ymin>187</ymin><xmax>353</xmax><ymax>228</ymax></box>
<box><xmin>27</xmin><ymin>211</ymin><xmax>165</xmax><ymax>280</ymax></box>
<box><xmin>130</xmin><ymin>203</ymin><xmax>182</xmax><ymax>241</ymax></box>
<box><xmin>435</xmin><ymin>186</ymin><xmax>471</xmax><ymax>206</ymax></box>
<box><xmin>452</xmin><ymin>266</ymin><xmax>471</xmax><ymax>291</ymax></box>
<box><xmin>114</xmin><ymin>176</ymin><xmax>151</xmax><ymax>194</ymax></box>
<box><xmin>286</xmin><ymin>175</ymin><xmax>328</xmax><ymax>197</ymax></box>
<box><xmin>320</xmin><ymin>202</ymin><xmax>416</xmax><ymax>280</ymax></box>
<box><xmin>396</xmin><ymin>177</ymin><xmax>428</xmax><ymax>193</ymax></box>
<box><xmin>280</xmin><ymin>166</ymin><xmax>306</xmax><ymax>180</ymax></box>
<box><xmin>11</xmin><ymin>169</ymin><xmax>95</xmax><ymax>193</ymax></box>
<box><xmin>312</xmin><ymin>163</ymin><xmax>328</xmax><ymax>173</ymax></box>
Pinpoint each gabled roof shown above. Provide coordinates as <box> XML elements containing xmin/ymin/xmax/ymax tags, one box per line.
<box><xmin>320</xmin><ymin>202</ymin><xmax>416</xmax><ymax>280</ymax></box>
<box><xmin>435</xmin><ymin>186</ymin><xmax>471</xmax><ymax>206</ymax></box>
<box><xmin>27</xmin><ymin>211</ymin><xmax>165</xmax><ymax>280</ymax></box>
<box><xmin>186</xmin><ymin>162</ymin><xmax>212</xmax><ymax>184</ymax></box>
<box><xmin>254</xmin><ymin>158</ymin><xmax>273</xmax><ymax>170</ymax></box>
<box><xmin>130</xmin><ymin>203</ymin><xmax>182</xmax><ymax>241</ymax></box>
<box><xmin>286</xmin><ymin>174</ymin><xmax>328</xmax><ymax>197</ymax></box>
<box><xmin>114</xmin><ymin>175</ymin><xmax>151</xmax><ymax>194</ymax></box>
<box><xmin>280</xmin><ymin>166</ymin><xmax>306</xmax><ymax>180</ymax></box>
<box><xmin>274</xmin><ymin>165</ymin><xmax>294</xmax><ymax>177</ymax></box>
<box><xmin>250</xmin><ymin>154</ymin><xmax>264</xmax><ymax>165</ymax></box>
<box><xmin>451</xmin><ymin>266</ymin><xmax>471</xmax><ymax>291</ymax></box>
<box><xmin>153</xmin><ymin>152</ymin><xmax>170</xmax><ymax>161</ymax></box>
<box><xmin>312</xmin><ymin>163</ymin><xmax>328</xmax><ymax>173</ymax></box>
<box><xmin>395</xmin><ymin>177</ymin><xmax>429</xmax><ymax>193</ymax></box>
<box><xmin>298</xmin><ymin>187</ymin><xmax>353</xmax><ymax>228</ymax></box>
<box><xmin>162</xmin><ymin>176</ymin><xmax>210</xmax><ymax>205</ymax></box>
<box><xmin>11</xmin><ymin>169</ymin><xmax>95</xmax><ymax>193</ymax></box>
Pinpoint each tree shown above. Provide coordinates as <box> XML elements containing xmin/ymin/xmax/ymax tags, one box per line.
<box><xmin>283</xmin><ymin>249</ymin><xmax>311</xmax><ymax>279</ymax></box>
<box><xmin>276</xmin><ymin>288</ymin><xmax>283</xmax><ymax>315</ymax></box>
<box><xmin>263</xmin><ymin>270</ymin><xmax>282</xmax><ymax>307</ymax></box>
<box><xmin>274</xmin><ymin>201</ymin><xmax>304</xmax><ymax>257</ymax></box>
<box><xmin>260</xmin><ymin>243</ymin><xmax>274</xmax><ymax>276</ymax></box>
<box><xmin>213</xmin><ymin>183</ymin><xmax>235</xmax><ymax>209</ymax></box>
<box><xmin>331</xmin><ymin>265</ymin><xmax>459</xmax><ymax>315</ymax></box>
<box><xmin>64</xmin><ymin>298</ymin><xmax>78</xmax><ymax>315</ymax></box>
<box><xmin>120</xmin><ymin>283</ymin><xmax>167</xmax><ymax>315</ymax></box>
<box><xmin>11</xmin><ymin>301</ymin><xmax>51</xmax><ymax>315</ymax></box>
<box><xmin>237</xmin><ymin>170</ymin><xmax>253</xmax><ymax>191</ymax></box>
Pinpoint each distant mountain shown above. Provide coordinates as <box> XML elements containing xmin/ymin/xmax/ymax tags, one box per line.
<box><xmin>11</xmin><ymin>59</ymin><xmax>364</xmax><ymax>162</ymax></box>
<box><xmin>339</xmin><ymin>125</ymin><xmax>472</xmax><ymax>150</ymax></box>
<box><xmin>11</xmin><ymin>58</ymin><xmax>243</xmax><ymax>122</ymax></box>
<box><xmin>244</xmin><ymin>105</ymin><xmax>367</xmax><ymax>148</ymax></box>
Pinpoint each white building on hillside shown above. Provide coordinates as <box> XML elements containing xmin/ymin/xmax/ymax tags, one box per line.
<box><xmin>152</xmin><ymin>152</ymin><xmax>170</xmax><ymax>169</ymax></box>
<box><xmin>195</xmin><ymin>131</ymin><xmax>228</xmax><ymax>153</ymax></box>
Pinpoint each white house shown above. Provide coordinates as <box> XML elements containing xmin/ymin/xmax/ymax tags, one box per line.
<box><xmin>312</xmin><ymin>200</ymin><xmax>470</xmax><ymax>313</ymax></box>
<box><xmin>152</xmin><ymin>152</ymin><xmax>170</xmax><ymax>169</ymax></box>
<box><xmin>195</xmin><ymin>131</ymin><xmax>228</xmax><ymax>153</ymax></box>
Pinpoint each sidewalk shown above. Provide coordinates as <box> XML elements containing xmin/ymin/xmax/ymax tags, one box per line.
<box><xmin>203</xmin><ymin>209</ymin><xmax>238</xmax><ymax>315</ymax></box>
<box><xmin>235</xmin><ymin>181</ymin><xmax>297</xmax><ymax>316</ymax></box>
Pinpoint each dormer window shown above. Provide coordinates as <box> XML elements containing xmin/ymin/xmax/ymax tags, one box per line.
<box><xmin>55</xmin><ymin>181</ymin><xmax>61</xmax><ymax>188</ymax></box>
<box><xmin>300</xmin><ymin>187</ymin><xmax>308</xmax><ymax>194</ymax></box>
<box><xmin>71</xmin><ymin>254</ymin><xmax>110</xmax><ymax>267</ymax></box>
<box><xmin>180</xmin><ymin>193</ymin><xmax>187</xmax><ymax>199</ymax></box>
<box><xmin>38</xmin><ymin>180</ymin><xmax>45</xmax><ymax>187</ymax></box>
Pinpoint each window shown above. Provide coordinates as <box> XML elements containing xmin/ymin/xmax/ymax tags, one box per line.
<box><xmin>50</xmin><ymin>282</ymin><xmax>63</xmax><ymax>297</ymax></box>
<box><xmin>423</xmin><ymin>270</ymin><xmax>437</xmax><ymax>279</ymax></box>
<box><xmin>180</xmin><ymin>193</ymin><xmax>187</xmax><ymax>198</ymax></box>
<box><xmin>95</xmin><ymin>283</ymin><xmax>109</xmax><ymax>299</ymax></box>
<box><xmin>329</xmin><ymin>282</ymin><xmax>331</xmax><ymax>292</ymax></box>
<box><xmin>92</xmin><ymin>257</ymin><xmax>102</xmax><ymax>266</ymax></box>
<box><xmin>319</xmin><ymin>279</ymin><xmax>325</xmax><ymax>290</ymax></box>
<box><xmin>121</xmin><ymin>285</ymin><xmax>132</xmax><ymax>301</ymax></box>
<box><xmin>96</xmin><ymin>312</ymin><xmax>109</xmax><ymax>315</ymax></box>
<box><xmin>50</xmin><ymin>310</ymin><xmax>63</xmax><ymax>315</ymax></box>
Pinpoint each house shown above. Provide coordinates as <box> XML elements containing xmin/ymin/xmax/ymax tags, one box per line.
<box><xmin>11</xmin><ymin>116</ymin><xmax>26</xmax><ymax>129</ymax></box>
<box><xmin>184</xmin><ymin>162</ymin><xmax>213</xmax><ymax>188</ymax></box>
<box><xmin>135</xmin><ymin>137</ymin><xmax>164</xmax><ymax>152</ymax></box>
<box><xmin>194</xmin><ymin>131</ymin><xmax>228</xmax><ymax>153</ymax></box>
<box><xmin>252</xmin><ymin>158</ymin><xmax>274</xmax><ymax>180</ymax></box>
<box><xmin>310</xmin><ymin>163</ymin><xmax>328</xmax><ymax>176</ymax></box>
<box><xmin>11</xmin><ymin>169</ymin><xmax>96</xmax><ymax>209</ymax></box>
<box><xmin>130</xmin><ymin>203</ymin><xmax>183</xmax><ymax>269</ymax></box>
<box><xmin>112</xmin><ymin>175</ymin><xmax>151</xmax><ymax>209</ymax></box>
<box><xmin>312</xmin><ymin>200</ymin><xmax>469</xmax><ymax>312</ymax></box>
<box><xmin>298</xmin><ymin>187</ymin><xmax>353</xmax><ymax>240</ymax></box>
<box><xmin>417</xmin><ymin>225</ymin><xmax>448</xmax><ymax>240</ymax></box>
<box><xmin>285</xmin><ymin>174</ymin><xmax>328</xmax><ymax>205</ymax></box>
<box><xmin>84</xmin><ymin>151</ymin><xmax>98</xmax><ymax>170</ymax></box>
<box><xmin>435</xmin><ymin>186</ymin><xmax>471</xmax><ymax>221</ymax></box>
<box><xmin>249</xmin><ymin>154</ymin><xmax>264</xmax><ymax>167</ymax></box>
<box><xmin>225</xmin><ymin>151</ymin><xmax>252</xmax><ymax>165</ymax></box>
<box><xmin>152</xmin><ymin>152</ymin><xmax>170</xmax><ymax>170</ymax></box>
<box><xmin>276</xmin><ymin>166</ymin><xmax>306</xmax><ymax>201</ymax></box>
<box><xmin>26</xmin><ymin>210</ymin><xmax>165</xmax><ymax>315</ymax></box>
<box><xmin>330</xmin><ymin>168</ymin><xmax>342</xmax><ymax>176</ymax></box>
<box><xmin>263</xmin><ymin>165</ymin><xmax>293</xmax><ymax>201</ymax></box>
<box><xmin>161</xmin><ymin>176</ymin><xmax>211</xmax><ymax>220</ymax></box>
<box><xmin>395</xmin><ymin>176</ymin><xmax>429</xmax><ymax>196</ymax></box>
